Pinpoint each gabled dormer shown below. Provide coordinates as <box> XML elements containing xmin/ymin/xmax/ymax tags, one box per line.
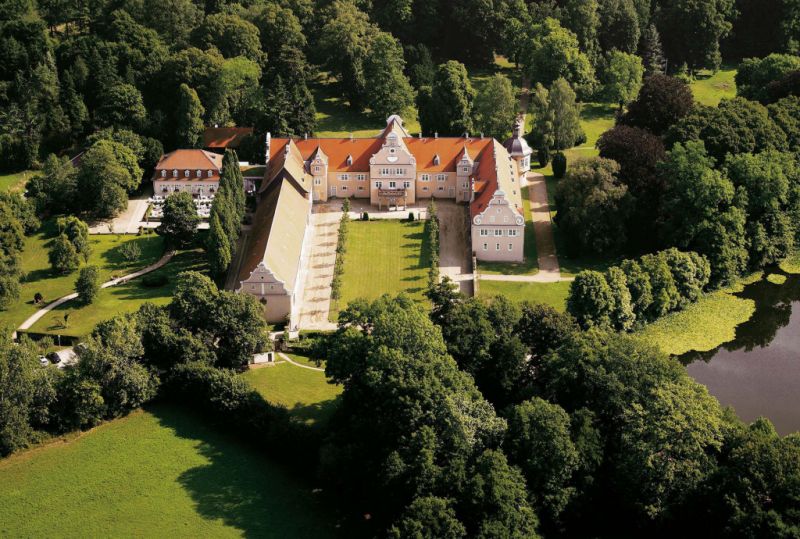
<box><xmin>457</xmin><ymin>146</ymin><xmax>474</xmax><ymax>176</ymax></box>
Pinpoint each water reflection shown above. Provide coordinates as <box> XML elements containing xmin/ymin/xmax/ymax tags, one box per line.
<box><xmin>681</xmin><ymin>274</ymin><xmax>800</xmax><ymax>435</ymax></box>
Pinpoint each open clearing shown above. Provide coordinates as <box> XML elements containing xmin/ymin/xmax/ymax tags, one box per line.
<box><xmin>0</xmin><ymin>404</ymin><xmax>335</xmax><ymax>538</ymax></box>
<box><xmin>0</xmin><ymin>170</ymin><xmax>33</xmax><ymax>192</ymax></box>
<box><xmin>331</xmin><ymin>219</ymin><xmax>431</xmax><ymax>318</ymax></box>
<box><xmin>242</xmin><ymin>355</ymin><xmax>341</xmax><ymax>426</ymax></box>
<box><xmin>690</xmin><ymin>66</ymin><xmax>737</xmax><ymax>106</ymax></box>
<box><xmin>0</xmin><ymin>222</ymin><xmax>165</xmax><ymax>332</ymax></box>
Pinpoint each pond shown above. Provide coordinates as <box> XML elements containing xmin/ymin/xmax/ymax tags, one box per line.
<box><xmin>682</xmin><ymin>274</ymin><xmax>800</xmax><ymax>435</ymax></box>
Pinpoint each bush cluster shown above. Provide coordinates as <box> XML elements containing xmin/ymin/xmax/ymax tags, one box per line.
<box><xmin>568</xmin><ymin>248</ymin><xmax>711</xmax><ymax>331</ymax></box>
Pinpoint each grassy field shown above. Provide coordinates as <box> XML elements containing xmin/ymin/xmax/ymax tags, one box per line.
<box><xmin>0</xmin><ymin>404</ymin><xmax>335</xmax><ymax>538</ymax></box>
<box><xmin>242</xmin><ymin>356</ymin><xmax>341</xmax><ymax>426</ymax></box>
<box><xmin>29</xmin><ymin>249</ymin><xmax>207</xmax><ymax>337</ymax></box>
<box><xmin>0</xmin><ymin>223</ymin><xmax>165</xmax><ymax>332</ymax></box>
<box><xmin>478</xmin><ymin>185</ymin><xmax>538</xmax><ymax>275</ymax></box>
<box><xmin>0</xmin><ymin>170</ymin><xmax>33</xmax><ymax>192</ymax></box>
<box><xmin>332</xmin><ymin>219</ymin><xmax>431</xmax><ymax>318</ymax></box>
<box><xmin>689</xmin><ymin>66</ymin><xmax>737</xmax><ymax>106</ymax></box>
<box><xmin>478</xmin><ymin>280</ymin><xmax>571</xmax><ymax>312</ymax></box>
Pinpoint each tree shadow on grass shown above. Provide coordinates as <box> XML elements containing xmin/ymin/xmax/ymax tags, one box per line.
<box><xmin>289</xmin><ymin>397</ymin><xmax>342</xmax><ymax>426</ymax></box>
<box><xmin>149</xmin><ymin>404</ymin><xmax>336</xmax><ymax>538</ymax></box>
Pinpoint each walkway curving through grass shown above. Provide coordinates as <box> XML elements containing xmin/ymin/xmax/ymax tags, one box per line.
<box><xmin>15</xmin><ymin>250</ymin><xmax>174</xmax><ymax>337</ymax></box>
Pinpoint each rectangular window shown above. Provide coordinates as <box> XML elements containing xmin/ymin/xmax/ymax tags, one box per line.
<box><xmin>480</xmin><ymin>229</ymin><xmax>488</xmax><ymax>237</ymax></box>
<box><xmin>389</xmin><ymin>181</ymin><xmax>397</xmax><ymax>188</ymax></box>
<box><xmin>437</xmin><ymin>186</ymin><xmax>444</xmax><ymax>191</ymax></box>
<box><xmin>341</xmin><ymin>185</ymin><xmax>348</xmax><ymax>191</ymax></box>
<box><xmin>314</xmin><ymin>178</ymin><xmax>321</xmax><ymax>185</ymax></box>
<box><xmin>462</xmin><ymin>182</ymin><xmax>467</xmax><ymax>188</ymax></box>
<box><xmin>358</xmin><ymin>186</ymin><xmax>364</xmax><ymax>191</ymax></box>
<box><xmin>508</xmin><ymin>229</ymin><xmax>518</xmax><ymax>237</ymax></box>
<box><xmin>495</xmin><ymin>229</ymin><xmax>503</xmax><ymax>236</ymax></box>
<box><xmin>421</xmin><ymin>174</ymin><xmax>430</xmax><ymax>182</ymax></box>
<box><xmin>207</xmin><ymin>171</ymin><xmax>213</xmax><ymax>178</ymax></box>
<box><xmin>508</xmin><ymin>243</ymin><xmax>513</xmax><ymax>251</ymax></box>
<box><xmin>356</xmin><ymin>174</ymin><xmax>366</xmax><ymax>181</ymax></box>
<box><xmin>462</xmin><ymin>167</ymin><xmax>469</xmax><ymax>173</ymax></box>
<box><xmin>436</xmin><ymin>174</ymin><xmax>446</xmax><ymax>182</ymax></box>
<box><xmin>342</xmin><ymin>174</ymin><xmax>349</xmax><ymax>181</ymax></box>
<box><xmin>483</xmin><ymin>243</ymin><xmax>488</xmax><ymax>251</ymax></box>
<box><xmin>314</xmin><ymin>166</ymin><xmax>321</xmax><ymax>173</ymax></box>
<box><xmin>423</xmin><ymin>186</ymin><xmax>429</xmax><ymax>191</ymax></box>
<box><xmin>496</xmin><ymin>243</ymin><xmax>500</xmax><ymax>251</ymax></box>
<box><xmin>160</xmin><ymin>170</ymin><xmax>166</xmax><ymax>177</ymax></box>
<box><xmin>376</xmin><ymin>181</ymin><xmax>383</xmax><ymax>189</ymax></box>
<box><xmin>184</xmin><ymin>170</ymin><xmax>189</xmax><ymax>177</ymax></box>
<box><xmin>403</xmin><ymin>181</ymin><xmax>411</xmax><ymax>188</ymax></box>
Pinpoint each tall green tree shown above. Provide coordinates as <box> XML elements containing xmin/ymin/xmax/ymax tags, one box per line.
<box><xmin>655</xmin><ymin>0</ymin><xmax>736</xmax><ymax>72</ymax></box>
<box><xmin>191</xmin><ymin>13</ymin><xmax>264</xmax><ymax>65</ymax></box>
<box><xmin>473</xmin><ymin>74</ymin><xmax>518</xmax><ymax>140</ymax></box>
<box><xmin>602</xmin><ymin>50</ymin><xmax>644</xmax><ymax>110</ymax></box>
<box><xmin>157</xmin><ymin>191</ymin><xmax>199</xmax><ymax>247</ymax></box>
<box><xmin>362</xmin><ymin>32</ymin><xmax>416</xmax><ymax>120</ymax></box>
<box><xmin>418</xmin><ymin>61</ymin><xmax>475</xmax><ymax>136</ymax></box>
<box><xmin>175</xmin><ymin>83</ymin><xmax>204</xmax><ymax>149</ymax></box>
<box><xmin>598</xmin><ymin>0</ymin><xmax>640</xmax><ymax>53</ymax></box>
<box><xmin>75</xmin><ymin>265</ymin><xmax>100</xmax><ymax>304</ymax></box>
<box><xmin>206</xmin><ymin>212</ymin><xmax>231</xmax><ymax>277</ymax></box>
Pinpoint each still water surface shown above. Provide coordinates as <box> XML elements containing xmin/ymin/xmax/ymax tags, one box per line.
<box><xmin>682</xmin><ymin>275</ymin><xmax>800</xmax><ymax>435</ymax></box>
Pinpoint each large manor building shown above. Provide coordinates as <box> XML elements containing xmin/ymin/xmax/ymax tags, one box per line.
<box><xmin>232</xmin><ymin>115</ymin><xmax>529</xmax><ymax>325</ymax></box>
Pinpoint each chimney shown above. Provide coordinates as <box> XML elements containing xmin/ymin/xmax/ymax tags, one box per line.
<box><xmin>434</xmin><ymin>132</ymin><xmax>438</xmax><ymax>139</ymax></box>
<box><xmin>265</xmin><ymin>132</ymin><xmax>271</xmax><ymax>165</ymax></box>
<box><xmin>304</xmin><ymin>133</ymin><xmax>308</xmax><ymax>140</ymax></box>
<box><xmin>480</xmin><ymin>132</ymin><xmax>484</xmax><ymax>139</ymax></box>
<box><xmin>349</xmin><ymin>133</ymin><xmax>354</xmax><ymax>141</ymax></box>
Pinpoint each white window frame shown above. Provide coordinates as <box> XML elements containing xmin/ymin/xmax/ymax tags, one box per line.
<box><xmin>161</xmin><ymin>170</ymin><xmax>166</xmax><ymax>178</ymax></box>
<box><xmin>508</xmin><ymin>243</ymin><xmax>513</xmax><ymax>251</ymax></box>
<box><xmin>389</xmin><ymin>181</ymin><xmax>397</xmax><ymax>188</ymax></box>
<box><xmin>314</xmin><ymin>178</ymin><xmax>322</xmax><ymax>185</ymax></box>
<box><xmin>184</xmin><ymin>170</ymin><xmax>190</xmax><ymax>177</ymax></box>
<box><xmin>356</xmin><ymin>174</ymin><xmax>366</xmax><ymax>181</ymax></box>
<box><xmin>496</xmin><ymin>243</ymin><xmax>500</xmax><ymax>251</ymax></box>
<box><xmin>376</xmin><ymin>181</ymin><xmax>383</xmax><ymax>189</ymax></box>
<box><xmin>508</xmin><ymin>229</ymin><xmax>518</xmax><ymax>237</ymax></box>
<box><xmin>495</xmin><ymin>229</ymin><xmax>503</xmax><ymax>236</ymax></box>
<box><xmin>207</xmin><ymin>170</ymin><xmax>213</xmax><ymax>178</ymax></box>
<box><xmin>421</xmin><ymin>174</ymin><xmax>430</xmax><ymax>182</ymax></box>
<box><xmin>482</xmin><ymin>243</ymin><xmax>488</xmax><ymax>251</ymax></box>
<box><xmin>172</xmin><ymin>170</ymin><xmax>177</xmax><ymax>177</ymax></box>
<box><xmin>480</xmin><ymin>229</ymin><xmax>489</xmax><ymax>237</ymax></box>
<box><xmin>403</xmin><ymin>181</ymin><xmax>411</xmax><ymax>188</ymax></box>
<box><xmin>436</xmin><ymin>174</ymin><xmax>446</xmax><ymax>182</ymax></box>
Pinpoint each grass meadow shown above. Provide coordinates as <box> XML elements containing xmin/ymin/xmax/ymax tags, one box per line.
<box><xmin>478</xmin><ymin>279</ymin><xmax>571</xmax><ymax>312</ymax></box>
<box><xmin>29</xmin><ymin>248</ymin><xmax>208</xmax><ymax>337</ymax></box>
<box><xmin>689</xmin><ymin>66</ymin><xmax>737</xmax><ymax>106</ymax></box>
<box><xmin>0</xmin><ymin>170</ymin><xmax>33</xmax><ymax>192</ymax></box>
<box><xmin>0</xmin><ymin>221</ymin><xmax>165</xmax><ymax>333</ymax></box>
<box><xmin>0</xmin><ymin>404</ymin><xmax>335</xmax><ymax>538</ymax></box>
<box><xmin>331</xmin><ymin>219</ymin><xmax>431</xmax><ymax>318</ymax></box>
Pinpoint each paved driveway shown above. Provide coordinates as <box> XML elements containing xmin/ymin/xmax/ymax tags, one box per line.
<box><xmin>437</xmin><ymin>202</ymin><xmax>473</xmax><ymax>295</ymax></box>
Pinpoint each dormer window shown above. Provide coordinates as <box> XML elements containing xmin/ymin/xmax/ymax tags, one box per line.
<box><xmin>207</xmin><ymin>170</ymin><xmax>213</xmax><ymax>178</ymax></box>
<box><xmin>161</xmin><ymin>170</ymin><xmax>166</xmax><ymax>178</ymax></box>
<box><xmin>346</xmin><ymin>155</ymin><xmax>353</xmax><ymax>166</ymax></box>
<box><xmin>433</xmin><ymin>154</ymin><xmax>440</xmax><ymax>165</ymax></box>
<box><xmin>196</xmin><ymin>169</ymin><xmax>202</xmax><ymax>177</ymax></box>
<box><xmin>184</xmin><ymin>170</ymin><xmax>190</xmax><ymax>177</ymax></box>
<box><xmin>172</xmin><ymin>169</ymin><xmax>177</xmax><ymax>177</ymax></box>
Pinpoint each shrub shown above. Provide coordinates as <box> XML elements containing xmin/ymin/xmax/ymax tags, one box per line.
<box><xmin>362</xmin><ymin>211</ymin><xmax>370</xmax><ymax>221</ymax></box>
<box><xmin>48</xmin><ymin>234</ymin><xmax>81</xmax><ymax>274</ymax></box>
<box><xmin>75</xmin><ymin>265</ymin><xmax>101</xmax><ymax>304</ymax></box>
<box><xmin>408</xmin><ymin>211</ymin><xmax>415</xmax><ymax>221</ymax></box>
<box><xmin>552</xmin><ymin>152</ymin><xmax>567</xmax><ymax>179</ymax></box>
<box><xmin>537</xmin><ymin>147</ymin><xmax>550</xmax><ymax>167</ymax></box>
<box><xmin>141</xmin><ymin>273</ymin><xmax>169</xmax><ymax>287</ymax></box>
<box><xmin>118</xmin><ymin>240</ymin><xmax>141</xmax><ymax>262</ymax></box>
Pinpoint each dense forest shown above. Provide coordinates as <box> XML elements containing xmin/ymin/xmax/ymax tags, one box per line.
<box><xmin>2</xmin><ymin>0</ymin><xmax>800</xmax><ymax>537</ymax></box>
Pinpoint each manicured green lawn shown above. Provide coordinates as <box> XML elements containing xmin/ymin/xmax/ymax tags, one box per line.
<box><xmin>0</xmin><ymin>222</ymin><xmax>165</xmax><ymax>332</ymax></box>
<box><xmin>478</xmin><ymin>185</ymin><xmax>539</xmax><ymax>275</ymax></box>
<box><xmin>29</xmin><ymin>249</ymin><xmax>207</xmax><ymax>338</ymax></box>
<box><xmin>0</xmin><ymin>404</ymin><xmax>335</xmax><ymax>538</ymax></box>
<box><xmin>690</xmin><ymin>66</ymin><xmax>737</xmax><ymax>107</ymax></box>
<box><xmin>0</xmin><ymin>170</ymin><xmax>33</xmax><ymax>192</ymax></box>
<box><xmin>313</xmin><ymin>73</ymin><xmax>421</xmax><ymax>138</ymax></box>
<box><xmin>242</xmin><ymin>358</ymin><xmax>341</xmax><ymax>426</ymax></box>
<box><xmin>478</xmin><ymin>280</ymin><xmax>571</xmax><ymax>312</ymax></box>
<box><xmin>332</xmin><ymin>220</ymin><xmax>431</xmax><ymax>317</ymax></box>
<box><xmin>635</xmin><ymin>291</ymin><xmax>755</xmax><ymax>357</ymax></box>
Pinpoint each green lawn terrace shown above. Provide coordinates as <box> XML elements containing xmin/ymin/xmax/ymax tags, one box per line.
<box><xmin>330</xmin><ymin>219</ymin><xmax>433</xmax><ymax>320</ymax></box>
<box><xmin>0</xmin><ymin>404</ymin><xmax>336</xmax><ymax>538</ymax></box>
<box><xmin>29</xmin><ymin>248</ymin><xmax>207</xmax><ymax>338</ymax></box>
<box><xmin>242</xmin><ymin>354</ymin><xmax>341</xmax><ymax>426</ymax></box>
<box><xmin>0</xmin><ymin>222</ymin><xmax>166</xmax><ymax>333</ymax></box>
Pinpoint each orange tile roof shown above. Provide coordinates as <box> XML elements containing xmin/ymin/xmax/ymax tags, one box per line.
<box><xmin>203</xmin><ymin>127</ymin><xmax>253</xmax><ymax>149</ymax></box>
<box><xmin>155</xmin><ymin>149</ymin><xmax>223</xmax><ymax>171</ymax></box>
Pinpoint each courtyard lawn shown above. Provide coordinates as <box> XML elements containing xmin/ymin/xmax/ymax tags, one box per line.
<box><xmin>690</xmin><ymin>66</ymin><xmax>737</xmax><ymax>106</ymax></box>
<box><xmin>478</xmin><ymin>185</ymin><xmax>539</xmax><ymax>275</ymax></box>
<box><xmin>242</xmin><ymin>357</ymin><xmax>342</xmax><ymax>426</ymax></box>
<box><xmin>28</xmin><ymin>249</ymin><xmax>207</xmax><ymax>338</ymax></box>
<box><xmin>0</xmin><ymin>404</ymin><xmax>335</xmax><ymax>538</ymax></box>
<box><xmin>0</xmin><ymin>222</ymin><xmax>165</xmax><ymax>332</ymax></box>
<box><xmin>0</xmin><ymin>170</ymin><xmax>33</xmax><ymax>192</ymax></box>
<box><xmin>332</xmin><ymin>220</ymin><xmax>431</xmax><ymax>318</ymax></box>
<box><xmin>478</xmin><ymin>280</ymin><xmax>571</xmax><ymax>312</ymax></box>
